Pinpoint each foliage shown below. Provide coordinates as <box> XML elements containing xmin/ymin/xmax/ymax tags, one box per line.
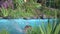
<box><xmin>54</xmin><ymin>0</ymin><xmax>60</xmax><ymax>9</ymax></box>
<box><xmin>0</xmin><ymin>0</ymin><xmax>42</xmax><ymax>18</ymax></box>
<box><xmin>45</xmin><ymin>0</ymin><xmax>60</xmax><ymax>9</ymax></box>
<box><xmin>41</xmin><ymin>6</ymin><xmax>60</xmax><ymax>18</ymax></box>
<box><xmin>26</xmin><ymin>22</ymin><xmax>60</xmax><ymax>34</ymax></box>
<box><xmin>0</xmin><ymin>0</ymin><xmax>60</xmax><ymax>18</ymax></box>
<box><xmin>0</xmin><ymin>29</ymin><xmax>9</xmax><ymax>34</ymax></box>
<box><xmin>1</xmin><ymin>7</ymin><xmax>9</xmax><ymax>17</ymax></box>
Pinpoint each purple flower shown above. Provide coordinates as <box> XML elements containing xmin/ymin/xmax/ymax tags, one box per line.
<box><xmin>0</xmin><ymin>0</ymin><xmax>14</xmax><ymax>9</ymax></box>
<box><xmin>0</xmin><ymin>1</ymin><xmax>3</xmax><ymax>7</ymax></box>
<box><xmin>1</xmin><ymin>1</ymin><xmax>8</xmax><ymax>8</ymax></box>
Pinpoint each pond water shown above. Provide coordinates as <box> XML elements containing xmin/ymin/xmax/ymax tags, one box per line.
<box><xmin>0</xmin><ymin>19</ymin><xmax>57</xmax><ymax>34</ymax></box>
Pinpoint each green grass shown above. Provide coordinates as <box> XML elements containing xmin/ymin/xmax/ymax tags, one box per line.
<box><xmin>0</xmin><ymin>0</ymin><xmax>42</xmax><ymax>18</ymax></box>
<box><xmin>0</xmin><ymin>29</ymin><xmax>9</xmax><ymax>34</ymax></box>
<box><xmin>0</xmin><ymin>0</ymin><xmax>60</xmax><ymax>18</ymax></box>
<box><xmin>26</xmin><ymin>22</ymin><xmax>60</xmax><ymax>34</ymax></box>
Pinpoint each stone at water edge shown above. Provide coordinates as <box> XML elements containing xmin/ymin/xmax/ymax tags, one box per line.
<box><xmin>0</xmin><ymin>17</ymin><xmax>3</xmax><ymax>19</ymax></box>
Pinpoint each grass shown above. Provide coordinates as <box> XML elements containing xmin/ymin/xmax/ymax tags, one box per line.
<box><xmin>0</xmin><ymin>0</ymin><xmax>60</xmax><ymax>19</ymax></box>
<box><xmin>0</xmin><ymin>0</ymin><xmax>42</xmax><ymax>19</ymax></box>
<box><xmin>0</xmin><ymin>29</ymin><xmax>9</xmax><ymax>34</ymax></box>
<box><xmin>26</xmin><ymin>22</ymin><xmax>60</xmax><ymax>34</ymax></box>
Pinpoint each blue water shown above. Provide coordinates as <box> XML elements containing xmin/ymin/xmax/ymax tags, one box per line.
<box><xmin>0</xmin><ymin>19</ymin><xmax>56</xmax><ymax>34</ymax></box>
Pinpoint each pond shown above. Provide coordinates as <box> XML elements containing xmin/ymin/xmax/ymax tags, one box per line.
<box><xmin>0</xmin><ymin>19</ymin><xmax>57</xmax><ymax>34</ymax></box>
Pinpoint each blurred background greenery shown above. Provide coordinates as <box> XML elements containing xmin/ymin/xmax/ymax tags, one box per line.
<box><xmin>0</xmin><ymin>0</ymin><xmax>60</xmax><ymax>19</ymax></box>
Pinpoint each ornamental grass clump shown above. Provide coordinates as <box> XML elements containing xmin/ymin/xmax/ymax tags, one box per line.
<box><xmin>1</xmin><ymin>7</ymin><xmax>9</xmax><ymax>18</ymax></box>
<box><xmin>26</xmin><ymin>22</ymin><xmax>60</xmax><ymax>34</ymax></box>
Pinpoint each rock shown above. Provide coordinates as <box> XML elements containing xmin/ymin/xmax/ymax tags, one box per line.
<box><xmin>0</xmin><ymin>17</ymin><xmax>3</xmax><ymax>19</ymax></box>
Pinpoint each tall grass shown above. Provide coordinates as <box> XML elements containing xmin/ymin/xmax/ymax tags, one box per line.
<box><xmin>0</xmin><ymin>0</ymin><xmax>60</xmax><ymax>18</ymax></box>
<box><xmin>26</xmin><ymin>22</ymin><xmax>60</xmax><ymax>34</ymax></box>
<box><xmin>0</xmin><ymin>0</ymin><xmax>42</xmax><ymax>19</ymax></box>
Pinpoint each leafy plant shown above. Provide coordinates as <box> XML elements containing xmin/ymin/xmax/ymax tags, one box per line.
<box><xmin>8</xmin><ymin>0</ymin><xmax>42</xmax><ymax>18</ymax></box>
<box><xmin>0</xmin><ymin>29</ymin><xmax>9</xmax><ymax>34</ymax></box>
<box><xmin>1</xmin><ymin>7</ymin><xmax>9</xmax><ymax>17</ymax></box>
<box><xmin>0</xmin><ymin>0</ymin><xmax>60</xmax><ymax>19</ymax></box>
<box><xmin>26</xmin><ymin>22</ymin><xmax>60</xmax><ymax>34</ymax></box>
